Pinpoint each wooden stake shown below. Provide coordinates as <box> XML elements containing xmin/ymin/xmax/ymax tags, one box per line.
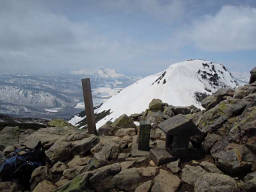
<box><xmin>81</xmin><ymin>78</ymin><xmax>97</xmax><ymax>134</ymax></box>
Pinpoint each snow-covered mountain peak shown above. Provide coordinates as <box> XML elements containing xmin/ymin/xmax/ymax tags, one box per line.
<box><xmin>69</xmin><ymin>60</ymin><xmax>239</xmax><ymax>128</ymax></box>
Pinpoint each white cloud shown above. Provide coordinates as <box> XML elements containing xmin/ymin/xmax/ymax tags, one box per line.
<box><xmin>189</xmin><ymin>5</ymin><xmax>256</xmax><ymax>51</ymax></box>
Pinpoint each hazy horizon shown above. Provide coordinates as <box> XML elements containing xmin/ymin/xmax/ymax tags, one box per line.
<box><xmin>0</xmin><ymin>0</ymin><xmax>256</xmax><ymax>76</ymax></box>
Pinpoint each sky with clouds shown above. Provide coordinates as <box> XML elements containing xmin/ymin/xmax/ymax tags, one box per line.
<box><xmin>0</xmin><ymin>0</ymin><xmax>256</xmax><ymax>75</ymax></box>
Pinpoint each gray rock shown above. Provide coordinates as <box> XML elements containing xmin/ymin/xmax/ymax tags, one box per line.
<box><xmin>202</xmin><ymin>133</ymin><xmax>221</xmax><ymax>153</ymax></box>
<box><xmin>151</xmin><ymin>169</ymin><xmax>181</xmax><ymax>192</ymax></box>
<box><xmin>0</xmin><ymin>181</ymin><xmax>20</xmax><ymax>192</ymax></box>
<box><xmin>249</xmin><ymin>67</ymin><xmax>256</xmax><ymax>84</ymax></box>
<box><xmin>135</xmin><ymin>180</ymin><xmax>152</xmax><ymax>192</ymax></box>
<box><xmin>194</xmin><ymin>173</ymin><xmax>237</xmax><ymax>192</ymax></box>
<box><xmin>0</xmin><ymin>127</ymin><xmax>19</xmax><ymax>148</ymax></box>
<box><xmin>89</xmin><ymin>163</ymin><xmax>121</xmax><ymax>190</ymax></box>
<box><xmin>150</xmin><ymin>148</ymin><xmax>175</xmax><ymax>165</ymax></box>
<box><xmin>199</xmin><ymin>161</ymin><xmax>222</xmax><ymax>174</ymax></box>
<box><xmin>94</xmin><ymin>141</ymin><xmax>120</xmax><ymax>162</ymax></box>
<box><xmin>111</xmin><ymin>167</ymin><xmax>144</xmax><ymax>191</ymax></box>
<box><xmin>30</xmin><ymin>166</ymin><xmax>51</xmax><ymax>190</ymax></box>
<box><xmin>167</xmin><ymin>159</ymin><xmax>180</xmax><ymax>173</ymax></box>
<box><xmin>198</xmin><ymin>99</ymin><xmax>247</xmax><ymax>133</ymax></box>
<box><xmin>115</xmin><ymin>128</ymin><xmax>136</xmax><ymax>137</ymax></box>
<box><xmin>51</xmin><ymin>161</ymin><xmax>67</xmax><ymax>175</ymax></box>
<box><xmin>243</xmin><ymin>171</ymin><xmax>256</xmax><ymax>192</ymax></box>
<box><xmin>112</xmin><ymin>114</ymin><xmax>136</xmax><ymax>128</ymax></box>
<box><xmin>149</xmin><ymin>99</ymin><xmax>163</xmax><ymax>111</ymax></box>
<box><xmin>211</xmin><ymin>143</ymin><xmax>253</xmax><ymax>176</ymax></box>
<box><xmin>33</xmin><ymin>180</ymin><xmax>56</xmax><ymax>192</ymax></box>
<box><xmin>46</xmin><ymin>141</ymin><xmax>73</xmax><ymax>163</ymax></box>
<box><xmin>181</xmin><ymin>165</ymin><xmax>207</xmax><ymax>185</ymax></box>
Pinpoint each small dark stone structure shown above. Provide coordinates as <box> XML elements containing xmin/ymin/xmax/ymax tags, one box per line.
<box><xmin>249</xmin><ymin>67</ymin><xmax>256</xmax><ymax>84</ymax></box>
<box><xmin>138</xmin><ymin>121</ymin><xmax>151</xmax><ymax>151</ymax></box>
<box><xmin>159</xmin><ymin>114</ymin><xmax>203</xmax><ymax>159</ymax></box>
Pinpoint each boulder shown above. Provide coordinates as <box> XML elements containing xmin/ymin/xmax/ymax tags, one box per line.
<box><xmin>67</xmin><ymin>155</ymin><xmax>91</xmax><ymax>168</ymax></box>
<box><xmin>30</xmin><ymin>166</ymin><xmax>51</xmax><ymax>190</ymax></box>
<box><xmin>89</xmin><ymin>163</ymin><xmax>121</xmax><ymax>191</ymax></box>
<box><xmin>55</xmin><ymin>173</ymin><xmax>92</xmax><ymax>192</ymax></box>
<box><xmin>194</xmin><ymin>173</ymin><xmax>237</xmax><ymax>192</ymax></box>
<box><xmin>181</xmin><ymin>165</ymin><xmax>207</xmax><ymax>185</ymax></box>
<box><xmin>94</xmin><ymin>141</ymin><xmax>120</xmax><ymax>162</ymax></box>
<box><xmin>135</xmin><ymin>180</ymin><xmax>152</xmax><ymax>192</ymax></box>
<box><xmin>0</xmin><ymin>181</ymin><xmax>20</xmax><ymax>192</ymax></box>
<box><xmin>151</xmin><ymin>169</ymin><xmax>181</xmax><ymax>192</ymax></box>
<box><xmin>71</xmin><ymin>135</ymin><xmax>99</xmax><ymax>155</ymax></box>
<box><xmin>249</xmin><ymin>67</ymin><xmax>256</xmax><ymax>84</ymax></box>
<box><xmin>211</xmin><ymin>143</ymin><xmax>254</xmax><ymax>176</ymax></box>
<box><xmin>149</xmin><ymin>99</ymin><xmax>163</xmax><ymax>111</ymax></box>
<box><xmin>0</xmin><ymin>127</ymin><xmax>20</xmax><ymax>148</ymax></box>
<box><xmin>112</xmin><ymin>114</ymin><xmax>136</xmax><ymax>128</ymax></box>
<box><xmin>24</xmin><ymin>126</ymin><xmax>77</xmax><ymax>149</ymax></box>
<box><xmin>202</xmin><ymin>133</ymin><xmax>221</xmax><ymax>153</ymax></box>
<box><xmin>243</xmin><ymin>171</ymin><xmax>256</xmax><ymax>192</ymax></box>
<box><xmin>198</xmin><ymin>99</ymin><xmax>247</xmax><ymax>133</ymax></box>
<box><xmin>32</xmin><ymin>180</ymin><xmax>56</xmax><ymax>192</ymax></box>
<box><xmin>150</xmin><ymin>148</ymin><xmax>175</xmax><ymax>165</ymax></box>
<box><xmin>51</xmin><ymin>161</ymin><xmax>67</xmax><ymax>175</ymax></box>
<box><xmin>115</xmin><ymin>128</ymin><xmax>136</xmax><ymax>137</ymax></box>
<box><xmin>98</xmin><ymin>121</ymin><xmax>117</xmax><ymax>136</ymax></box>
<box><xmin>46</xmin><ymin>141</ymin><xmax>73</xmax><ymax>163</ymax></box>
<box><xmin>199</xmin><ymin>161</ymin><xmax>222</xmax><ymax>174</ymax></box>
<box><xmin>110</xmin><ymin>167</ymin><xmax>145</xmax><ymax>191</ymax></box>
<box><xmin>166</xmin><ymin>159</ymin><xmax>180</xmax><ymax>173</ymax></box>
<box><xmin>202</xmin><ymin>88</ymin><xmax>234</xmax><ymax>110</ymax></box>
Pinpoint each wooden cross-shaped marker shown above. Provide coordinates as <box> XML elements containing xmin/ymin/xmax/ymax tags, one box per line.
<box><xmin>81</xmin><ymin>78</ymin><xmax>97</xmax><ymax>135</ymax></box>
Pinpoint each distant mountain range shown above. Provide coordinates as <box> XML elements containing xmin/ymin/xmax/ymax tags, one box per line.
<box><xmin>0</xmin><ymin>69</ymin><xmax>137</xmax><ymax>119</ymax></box>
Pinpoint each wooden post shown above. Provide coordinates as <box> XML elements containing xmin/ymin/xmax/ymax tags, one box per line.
<box><xmin>81</xmin><ymin>78</ymin><xmax>97</xmax><ymax>135</ymax></box>
<box><xmin>138</xmin><ymin>121</ymin><xmax>151</xmax><ymax>151</ymax></box>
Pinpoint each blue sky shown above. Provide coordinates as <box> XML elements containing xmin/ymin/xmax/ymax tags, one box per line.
<box><xmin>0</xmin><ymin>0</ymin><xmax>256</xmax><ymax>76</ymax></box>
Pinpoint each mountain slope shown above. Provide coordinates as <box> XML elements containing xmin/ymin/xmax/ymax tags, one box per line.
<box><xmin>70</xmin><ymin>60</ymin><xmax>239</xmax><ymax>128</ymax></box>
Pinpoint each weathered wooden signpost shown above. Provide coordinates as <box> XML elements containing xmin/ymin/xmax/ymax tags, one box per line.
<box><xmin>81</xmin><ymin>78</ymin><xmax>97</xmax><ymax>135</ymax></box>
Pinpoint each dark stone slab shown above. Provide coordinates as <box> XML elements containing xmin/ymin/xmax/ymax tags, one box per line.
<box><xmin>150</xmin><ymin>148</ymin><xmax>175</xmax><ymax>165</ymax></box>
<box><xmin>158</xmin><ymin>114</ymin><xmax>200</xmax><ymax>136</ymax></box>
<box><xmin>138</xmin><ymin>122</ymin><xmax>151</xmax><ymax>151</ymax></box>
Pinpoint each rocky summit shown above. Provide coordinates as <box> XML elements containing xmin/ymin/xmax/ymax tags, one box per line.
<box><xmin>1</xmin><ymin>71</ymin><xmax>256</xmax><ymax>192</ymax></box>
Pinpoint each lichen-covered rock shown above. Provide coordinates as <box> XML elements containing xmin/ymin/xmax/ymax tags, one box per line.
<box><xmin>194</xmin><ymin>173</ymin><xmax>237</xmax><ymax>192</ymax></box>
<box><xmin>211</xmin><ymin>143</ymin><xmax>254</xmax><ymax>176</ymax></box>
<box><xmin>149</xmin><ymin>99</ymin><xmax>163</xmax><ymax>111</ymax></box>
<box><xmin>198</xmin><ymin>99</ymin><xmax>247</xmax><ymax>133</ymax></box>
<box><xmin>112</xmin><ymin>114</ymin><xmax>136</xmax><ymax>128</ymax></box>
